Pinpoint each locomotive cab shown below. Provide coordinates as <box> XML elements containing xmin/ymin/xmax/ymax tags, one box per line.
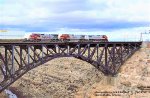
<box><xmin>102</xmin><ymin>35</ymin><xmax>108</xmax><ymax>42</ymax></box>
<box><xmin>29</xmin><ymin>33</ymin><xmax>41</xmax><ymax>41</ymax></box>
<box><xmin>58</xmin><ymin>34</ymin><xmax>70</xmax><ymax>41</ymax></box>
<box><xmin>23</xmin><ymin>33</ymin><xmax>31</xmax><ymax>41</ymax></box>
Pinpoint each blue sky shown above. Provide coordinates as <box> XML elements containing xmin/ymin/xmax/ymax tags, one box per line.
<box><xmin>0</xmin><ymin>0</ymin><xmax>150</xmax><ymax>41</ymax></box>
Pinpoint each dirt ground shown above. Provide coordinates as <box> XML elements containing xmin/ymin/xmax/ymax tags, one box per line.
<box><xmin>0</xmin><ymin>43</ymin><xmax>150</xmax><ymax>98</ymax></box>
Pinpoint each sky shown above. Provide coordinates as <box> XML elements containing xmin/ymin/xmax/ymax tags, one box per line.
<box><xmin>0</xmin><ymin>0</ymin><xmax>150</xmax><ymax>41</ymax></box>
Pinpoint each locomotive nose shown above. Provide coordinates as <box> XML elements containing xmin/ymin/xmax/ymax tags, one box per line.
<box><xmin>58</xmin><ymin>34</ymin><xmax>70</xmax><ymax>40</ymax></box>
<box><xmin>102</xmin><ymin>35</ymin><xmax>108</xmax><ymax>39</ymax></box>
<box><xmin>59</xmin><ymin>35</ymin><xmax>65</xmax><ymax>39</ymax></box>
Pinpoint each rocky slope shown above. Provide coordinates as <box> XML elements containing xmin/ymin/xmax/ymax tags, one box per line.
<box><xmin>75</xmin><ymin>44</ymin><xmax>150</xmax><ymax>98</ymax></box>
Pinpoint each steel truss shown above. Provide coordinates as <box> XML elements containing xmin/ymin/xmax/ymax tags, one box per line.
<box><xmin>0</xmin><ymin>42</ymin><xmax>142</xmax><ymax>92</ymax></box>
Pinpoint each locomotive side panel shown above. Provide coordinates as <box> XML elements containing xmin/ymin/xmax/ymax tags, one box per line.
<box><xmin>40</xmin><ymin>34</ymin><xmax>58</xmax><ymax>41</ymax></box>
<box><xmin>70</xmin><ymin>35</ymin><xmax>85</xmax><ymax>41</ymax></box>
<box><xmin>84</xmin><ymin>35</ymin><xmax>108</xmax><ymax>41</ymax></box>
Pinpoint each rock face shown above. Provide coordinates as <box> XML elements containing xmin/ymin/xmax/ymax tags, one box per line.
<box><xmin>75</xmin><ymin>43</ymin><xmax>150</xmax><ymax>98</ymax></box>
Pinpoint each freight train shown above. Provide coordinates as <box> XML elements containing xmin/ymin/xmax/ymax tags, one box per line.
<box><xmin>23</xmin><ymin>33</ymin><xmax>108</xmax><ymax>42</ymax></box>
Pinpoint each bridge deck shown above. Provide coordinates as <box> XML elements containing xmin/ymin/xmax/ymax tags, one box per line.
<box><xmin>0</xmin><ymin>41</ymin><xmax>142</xmax><ymax>46</ymax></box>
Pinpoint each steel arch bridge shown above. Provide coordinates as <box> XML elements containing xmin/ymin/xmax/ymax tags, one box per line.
<box><xmin>0</xmin><ymin>41</ymin><xmax>142</xmax><ymax>92</ymax></box>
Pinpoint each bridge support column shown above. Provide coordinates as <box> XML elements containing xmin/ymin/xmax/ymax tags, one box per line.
<box><xmin>104</xmin><ymin>44</ymin><xmax>108</xmax><ymax>74</ymax></box>
<box><xmin>11</xmin><ymin>45</ymin><xmax>14</xmax><ymax>75</ymax></box>
<box><xmin>27</xmin><ymin>46</ymin><xmax>30</xmax><ymax>65</ymax></box>
<box><xmin>67</xmin><ymin>45</ymin><xmax>70</xmax><ymax>55</ymax></box>
<box><xmin>102</xmin><ymin>75</ymin><xmax>118</xmax><ymax>86</ymax></box>
<box><xmin>77</xmin><ymin>44</ymin><xmax>80</xmax><ymax>57</ymax></box>
<box><xmin>20</xmin><ymin>47</ymin><xmax>23</xmax><ymax>67</ymax></box>
<box><xmin>4</xmin><ymin>47</ymin><xmax>8</xmax><ymax>77</ymax></box>
<box><xmin>120</xmin><ymin>44</ymin><xmax>123</xmax><ymax>65</ymax></box>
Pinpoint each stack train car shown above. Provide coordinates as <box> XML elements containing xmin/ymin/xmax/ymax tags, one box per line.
<box><xmin>23</xmin><ymin>33</ymin><xmax>108</xmax><ymax>42</ymax></box>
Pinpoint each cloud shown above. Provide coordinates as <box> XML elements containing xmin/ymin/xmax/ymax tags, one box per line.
<box><xmin>0</xmin><ymin>0</ymin><xmax>150</xmax><ymax>33</ymax></box>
